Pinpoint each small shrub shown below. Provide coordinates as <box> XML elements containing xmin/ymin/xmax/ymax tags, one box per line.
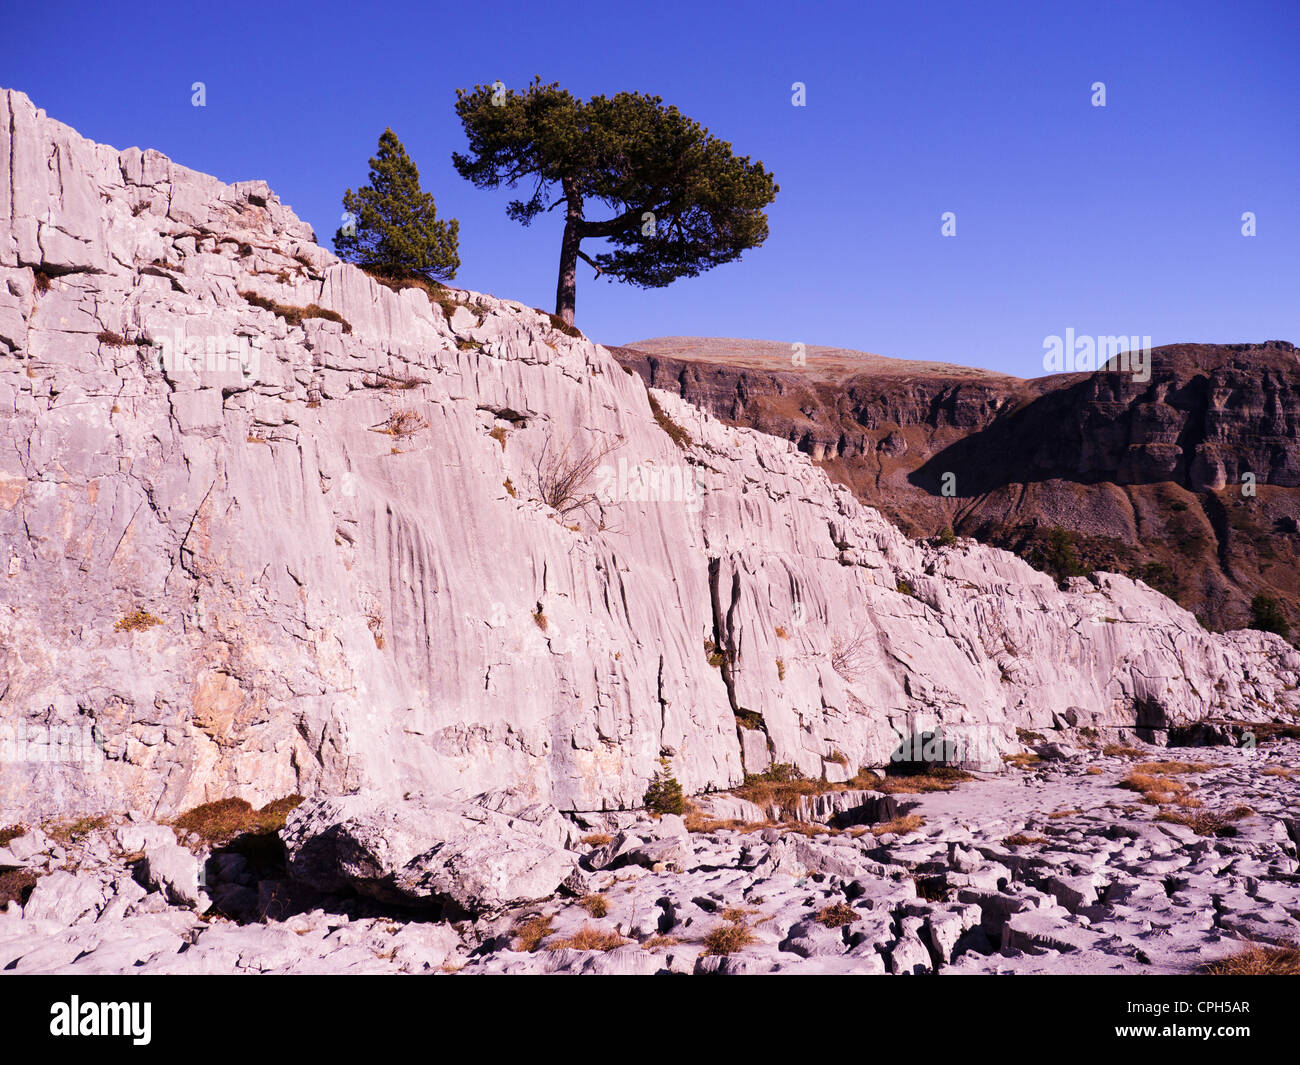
<box><xmin>1249</xmin><ymin>594</ymin><xmax>1290</xmax><ymax>638</ymax></box>
<box><xmin>776</xmin><ymin>658</ymin><xmax>786</xmax><ymax>681</ymax></box>
<box><xmin>816</xmin><ymin>902</ymin><xmax>857</xmax><ymax>928</ymax></box>
<box><xmin>114</xmin><ymin>609</ymin><xmax>162</xmax><ymax>633</ymax></box>
<box><xmin>1003</xmin><ymin>833</ymin><xmax>1047</xmax><ymax>847</ymax></box>
<box><xmin>1157</xmin><ymin>805</ymin><xmax>1253</xmax><ymax>837</ymax></box>
<box><xmin>32</xmin><ymin>268</ymin><xmax>52</xmax><ymax>294</ymax></box>
<box><xmin>503</xmin><ymin>478</ymin><xmax>517</xmax><ymax>498</ymax></box>
<box><xmin>96</xmin><ymin>329</ymin><xmax>129</xmax><ymax>347</ymax></box>
<box><xmin>936</xmin><ymin>525</ymin><xmax>957</xmax><ymax>547</ymax></box>
<box><xmin>774</xmin><ymin>626</ymin><xmax>789</xmax><ymax>639</ymax></box>
<box><xmin>0</xmin><ymin>825</ymin><xmax>26</xmax><ymax>847</ymax></box>
<box><xmin>581</xmin><ymin>833</ymin><xmax>612</xmax><ymax>847</ymax></box>
<box><xmin>489</xmin><ymin>426</ymin><xmax>508</xmax><ymax>449</ymax></box>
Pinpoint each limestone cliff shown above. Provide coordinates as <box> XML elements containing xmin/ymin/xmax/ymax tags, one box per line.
<box><xmin>2</xmin><ymin>89</ymin><xmax>1297</xmax><ymax>823</ymax></box>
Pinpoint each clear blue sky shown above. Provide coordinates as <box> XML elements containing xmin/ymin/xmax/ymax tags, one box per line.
<box><xmin>6</xmin><ymin>0</ymin><xmax>1297</xmax><ymax>376</ymax></box>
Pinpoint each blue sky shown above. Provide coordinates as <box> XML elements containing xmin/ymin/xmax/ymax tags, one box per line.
<box><xmin>6</xmin><ymin>0</ymin><xmax>1298</xmax><ymax>376</ymax></box>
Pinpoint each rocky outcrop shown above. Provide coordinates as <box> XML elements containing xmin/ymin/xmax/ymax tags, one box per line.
<box><xmin>2</xmin><ymin>88</ymin><xmax>1300</xmax><ymax>829</ymax></box>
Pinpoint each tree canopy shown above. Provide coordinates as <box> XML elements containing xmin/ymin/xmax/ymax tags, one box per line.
<box><xmin>452</xmin><ymin>78</ymin><xmax>777</xmax><ymax>324</ymax></box>
<box><xmin>334</xmin><ymin>128</ymin><xmax>460</xmax><ymax>283</ymax></box>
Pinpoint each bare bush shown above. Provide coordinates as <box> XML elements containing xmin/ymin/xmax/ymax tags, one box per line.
<box><xmin>385</xmin><ymin>409</ymin><xmax>430</xmax><ymax>438</ymax></box>
<box><xmin>831</xmin><ymin>623</ymin><xmax>878</xmax><ymax>681</ymax></box>
<box><xmin>530</xmin><ymin>433</ymin><xmax>621</xmax><ymax>524</ymax></box>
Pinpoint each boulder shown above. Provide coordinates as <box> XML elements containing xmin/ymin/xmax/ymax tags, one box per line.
<box><xmin>281</xmin><ymin>795</ymin><xmax>577</xmax><ymax>915</ymax></box>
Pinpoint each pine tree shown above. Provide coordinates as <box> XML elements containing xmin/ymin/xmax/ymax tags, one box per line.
<box><xmin>334</xmin><ymin>129</ymin><xmax>460</xmax><ymax>283</ymax></box>
<box><xmin>453</xmin><ymin>79</ymin><xmax>777</xmax><ymax>326</ymax></box>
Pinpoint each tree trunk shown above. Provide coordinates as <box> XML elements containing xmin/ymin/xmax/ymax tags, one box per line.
<box><xmin>555</xmin><ymin>183</ymin><xmax>582</xmax><ymax>326</ymax></box>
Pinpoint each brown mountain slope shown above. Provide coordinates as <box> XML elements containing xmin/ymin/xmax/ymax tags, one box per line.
<box><xmin>611</xmin><ymin>337</ymin><xmax>1300</xmax><ymax>635</ymax></box>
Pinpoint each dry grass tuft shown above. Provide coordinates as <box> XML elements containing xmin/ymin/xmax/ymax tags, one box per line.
<box><xmin>578</xmin><ymin>894</ymin><xmax>609</xmax><ymax>918</ymax></box>
<box><xmin>1102</xmin><ymin>744</ymin><xmax>1145</xmax><ymax>758</ymax></box>
<box><xmin>872</xmin><ymin>814</ymin><xmax>925</xmax><ymax>837</ymax></box>
<box><xmin>702</xmin><ymin>920</ymin><xmax>756</xmax><ymax>956</ymax></box>
<box><xmin>514</xmin><ymin>914</ymin><xmax>553</xmax><ymax>953</ymax></box>
<box><xmin>1202</xmin><ymin>943</ymin><xmax>1300</xmax><ymax>975</ymax></box>
<box><xmin>1003</xmin><ymin>833</ymin><xmax>1048</xmax><ymax>847</ymax></box>
<box><xmin>1132</xmin><ymin>760</ymin><xmax>1210</xmax><ymax>776</ymax></box>
<box><xmin>581</xmin><ymin>833</ymin><xmax>612</xmax><ymax>847</ymax></box>
<box><xmin>1003</xmin><ymin>753</ymin><xmax>1043</xmax><ymax>769</ymax></box>
<box><xmin>240</xmin><ymin>291</ymin><xmax>352</xmax><ymax>333</ymax></box>
<box><xmin>547</xmin><ymin>924</ymin><xmax>627</xmax><ymax>952</ymax></box>
<box><xmin>641</xmin><ymin>934</ymin><xmax>681</xmax><ymax>951</ymax></box>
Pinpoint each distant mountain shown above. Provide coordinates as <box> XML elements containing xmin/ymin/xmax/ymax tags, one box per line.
<box><xmin>613</xmin><ymin>337</ymin><xmax>1300</xmax><ymax>634</ymax></box>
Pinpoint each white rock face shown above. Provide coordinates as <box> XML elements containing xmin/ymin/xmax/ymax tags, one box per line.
<box><xmin>1</xmin><ymin>87</ymin><xmax>1298</xmax><ymax>822</ymax></box>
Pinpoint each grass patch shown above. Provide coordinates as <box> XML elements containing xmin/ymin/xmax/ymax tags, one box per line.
<box><xmin>1003</xmin><ymin>833</ymin><xmax>1048</xmax><ymax>847</ymax></box>
<box><xmin>0</xmin><ymin>825</ymin><xmax>26</xmax><ymax>848</ymax></box>
<box><xmin>171</xmin><ymin>796</ymin><xmax>304</xmax><ymax>847</ymax></box>
<box><xmin>1120</xmin><ymin>772</ymin><xmax>1197</xmax><ymax>806</ymax></box>
<box><xmin>240</xmin><ymin>291</ymin><xmax>352</xmax><ymax>334</ymax></box>
<box><xmin>0</xmin><ymin>869</ymin><xmax>38</xmax><ymax>908</ymax></box>
<box><xmin>1103</xmin><ymin>744</ymin><xmax>1144</xmax><ymax>758</ymax></box>
<box><xmin>114</xmin><ymin>609</ymin><xmax>161</xmax><ymax>633</ymax></box>
<box><xmin>872</xmin><ymin>814</ymin><xmax>926</xmax><ymax>837</ymax></box>
<box><xmin>646</xmin><ymin>393</ymin><xmax>693</xmax><ymax>449</ymax></box>
<box><xmin>815</xmin><ymin>902</ymin><xmax>857</xmax><ymax>928</ymax></box>
<box><xmin>580</xmin><ymin>833</ymin><xmax>612</xmax><ymax>847</ymax></box>
<box><xmin>851</xmin><ymin>767</ymin><xmax>973</xmax><ymax>794</ymax></box>
<box><xmin>1002</xmin><ymin>753</ymin><xmax>1043</xmax><ymax>769</ymax></box>
<box><xmin>45</xmin><ymin>815</ymin><xmax>110</xmax><ymax>845</ymax></box>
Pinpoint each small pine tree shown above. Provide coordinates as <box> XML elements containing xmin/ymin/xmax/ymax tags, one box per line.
<box><xmin>1249</xmin><ymin>594</ymin><xmax>1290</xmax><ymax>639</ymax></box>
<box><xmin>644</xmin><ymin>760</ymin><xmax>684</xmax><ymax>816</ymax></box>
<box><xmin>334</xmin><ymin>129</ymin><xmax>460</xmax><ymax>283</ymax></box>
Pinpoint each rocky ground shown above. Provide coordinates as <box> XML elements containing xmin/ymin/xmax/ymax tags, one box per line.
<box><xmin>2</xmin><ymin>736</ymin><xmax>1297</xmax><ymax>975</ymax></box>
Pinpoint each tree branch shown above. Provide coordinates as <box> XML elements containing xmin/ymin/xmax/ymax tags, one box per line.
<box><xmin>576</xmin><ymin>249</ymin><xmax>603</xmax><ymax>278</ymax></box>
